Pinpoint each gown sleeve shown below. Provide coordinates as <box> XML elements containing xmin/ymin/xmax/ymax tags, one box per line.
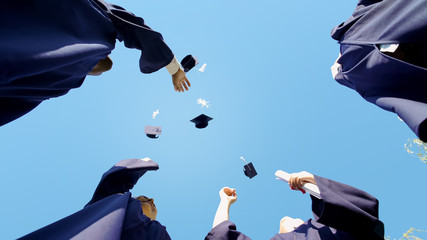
<box><xmin>92</xmin><ymin>0</ymin><xmax>174</xmax><ymax>74</ymax></box>
<box><xmin>331</xmin><ymin>0</ymin><xmax>381</xmax><ymax>41</ymax></box>
<box><xmin>311</xmin><ymin>175</ymin><xmax>385</xmax><ymax>239</ymax></box>
<box><xmin>204</xmin><ymin>220</ymin><xmax>252</xmax><ymax>240</ymax></box>
<box><xmin>0</xmin><ymin>98</ymin><xmax>42</xmax><ymax>126</ymax></box>
<box><xmin>86</xmin><ymin>159</ymin><xmax>159</xmax><ymax>206</ymax></box>
<box><xmin>366</xmin><ymin>96</ymin><xmax>427</xmax><ymax>141</ymax></box>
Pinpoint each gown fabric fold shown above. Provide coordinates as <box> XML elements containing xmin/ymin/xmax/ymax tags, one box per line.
<box><xmin>204</xmin><ymin>175</ymin><xmax>384</xmax><ymax>240</ymax></box>
<box><xmin>0</xmin><ymin>0</ymin><xmax>173</xmax><ymax>126</ymax></box>
<box><xmin>19</xmin><ymin>159</ymin><xmax>171</xmax><ymax>240</ymax></box>
<box><xmin>331</xmin><ymin>0</ymin><xmax>427</xmax><ymax>140</ymax></box>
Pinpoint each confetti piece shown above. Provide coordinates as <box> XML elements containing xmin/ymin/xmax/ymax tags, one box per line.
<box><xmin>198</xmin><ymin>63</ymin><xmax>207</xmax><ymax>72</ymax></box>
<box><xmin>197</xmin><ymin>98</ymin><xmax>210</xmax><ymax>108</ymax></box>
<box><xmin>152</xmin><ymin>109</ymin><xmax>159</xmax><ymax>119</ymax></box>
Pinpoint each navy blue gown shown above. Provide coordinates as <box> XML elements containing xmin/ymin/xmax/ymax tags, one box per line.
<box><xmin>18</xmin><ymin>159</ymin><xmax>171</xmax><ymax>240</ymax></box>
<box><xmin>204</xmin><ymin>175</ymin><xmax>384</xmax><ymax>240</ymax></box>
<box><xmin>331</xmin><ymin>0</ymin><xmax>427</xmax><ymax>141</ymax></box>
<box><xmin>0</xmin><ymin>0</ymin><xmax>174</xmax><ymax>126</ymax></box>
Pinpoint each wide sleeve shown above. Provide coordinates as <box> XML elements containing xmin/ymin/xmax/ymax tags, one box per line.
<box><xmin>86</xmin><ymin>159</ymin><xmax>159</xmax><ymax>206</ymax></box>
<box><xmin>93</xmin><ymin>0</ymin><xmax>174</xmax><ymax>73</ymax></box>
<box><xmin>310</xmin><ymin>176</ymin><xmax>384</xmax><ymax>239</ymax></box>
<box><xmin>0</xmin><ymin>98</ymin><xmax>42</xmax><ymax>126</ymax></box>
<box><xmin>331</xmin><ymin>0</ymin><xmax>381</xmax><ymax>41</ymax></box>
<box><xmin>19</xmin><ymin>194</ymin><xmax>130</xmax><ymax>240</ymax></box>
<box><xmin>204</xmin><ymin>221</ymin><xmax>252</xmax><ymax>240</ymax></box>
<box><xmin>366</xmin><ymin>96</ymin><xmax>427</xmax><ymax>142</ymax></box>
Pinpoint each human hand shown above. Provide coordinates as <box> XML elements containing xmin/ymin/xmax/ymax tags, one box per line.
<box><xmin>219</xmin><ymin>187</ymin><xmax>237</xmax><ymax>205</ymax></box>
<box><xmin>88</xmin><ymin>56</ymin><xmax>113</xmax><ymax>76</ymax></box>
<box><xmin>288</xmin><ymin>171</ymin><xmax>316</xmax><ymax>194</ymax></box>
<box><xmin>172</xmin><ymin>68</ymin><xmax>191</xmax><ymax>92</ymax></box>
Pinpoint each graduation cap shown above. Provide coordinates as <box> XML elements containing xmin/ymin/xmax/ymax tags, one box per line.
<box><xmin>181</xmin><ymin>55</ymin><xmax>199</xmax><ymax>73</ymax></box>
<box><xmin>241</xmin><ymin>157</ymin><xmax>257</xmax><ymax>179</ymax></box>
<box><xmin>145</xmin><ymin>126</ymin><xmax>162</xmax><ymax>139</ymax></box>
<box><xmin>190</xmin><ymin>114</ymin><xmax>213</xmax><ymax>129</ymax></box>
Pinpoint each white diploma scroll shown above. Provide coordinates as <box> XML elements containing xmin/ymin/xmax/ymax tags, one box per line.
<box><xmin>275</xmin><ymin>170</ymin><xmax>321</xmax><ymax>199</ymax></box>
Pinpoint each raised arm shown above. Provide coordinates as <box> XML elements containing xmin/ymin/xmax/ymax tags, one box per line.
<box><xmin>93</xmin><ymin>0</ymin><xmax>173</xmax><ymax>72</ymax></box>
<box><xmin>205</xmin><ymin>187</ymin><xmax>251</xmax><ymax>240</ymax></box>
<box><xmin>310</xmin><ymin>175</ymin><xmax>384</xmax><ymax>239</ymax></box>
<box><xmin>85</xmin><ymin>158</ymin><xmax>159</xmax><ymax>206</ymax></box>
<box><xmin>212</xmin><ymin>187</ymin><xmax>237</xmax><ymax>228</ymax></box>
<box><xmin>92</xmin><ymin>0</ymin><xmax>191</xmax><ymax>92</ymax></box>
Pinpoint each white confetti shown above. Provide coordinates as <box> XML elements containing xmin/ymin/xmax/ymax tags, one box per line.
<box><xmin>152</xmin><ymin>109</ymin><xmax>159</xmax><ymax>119</ymax></box>
<box><xmin>198</xmin><ymin>63</ymin><xmax>207</xmax><ymax>72</ymax></box>
<box><xmin>197</xmin><ymin>98</ymin><xmax>210</xmax><ymax>108</ymax></box>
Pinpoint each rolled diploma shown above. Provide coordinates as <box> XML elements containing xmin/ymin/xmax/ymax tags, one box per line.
<box><xmin>275</xmin><ymin>170</ymin><xmax>321</xmax><ymax>199</ymax></box>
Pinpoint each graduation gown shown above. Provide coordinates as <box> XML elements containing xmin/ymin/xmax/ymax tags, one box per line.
<box><xmin>0</xmin><ymin>0</ymin><xmax>174</xmax><ymax>126</ymax></box>
<box><xmin>204</xmin><ymin>175</ymin><xmax>384</xmax><ymax>240</ymax></box>
<box><xmin>331</xmin><ymin>0</ymin><xmax>427</xmax><ymax>141</ymax></box>
<box><xmin>18</xmin><ymin>158</ymin><xmax>171</xmax><ymax>240</ymax></box>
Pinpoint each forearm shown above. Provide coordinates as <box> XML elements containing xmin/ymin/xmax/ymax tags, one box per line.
<box><xmin>212</xmin><ymin>200</ymin><xmax>231</xmax><ymax>228</ymax></box>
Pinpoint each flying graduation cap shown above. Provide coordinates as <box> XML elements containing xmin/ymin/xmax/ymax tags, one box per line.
<box><xmin>190</xmin><ymin>114</ymin><xmax>213</xmax><ymax>129</ymax></box>
<box><xmin>241</xmin><ymin>156</ymin><xmax>257</xmax><ymax>179</ymax></box>
<box><xmin>145</xmin><ymin>126</ymin><xmax>162</xmax><ymax>139</ymax></box>
<box><xmin>181</xmin><ymin>55</ymin><xmax>199</xmax><ymax>73</ymax></box>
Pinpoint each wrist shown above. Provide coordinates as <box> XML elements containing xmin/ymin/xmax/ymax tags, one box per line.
<box><xmin>165</xmin><ymin>56</ymin><xmax>181</xmax><ymax>75</ymax></box>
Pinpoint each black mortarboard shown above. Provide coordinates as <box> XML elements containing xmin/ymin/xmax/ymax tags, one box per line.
<box><xmin>145</xmin><ymin>126</ymin><xmax>162</xmax><ymax>138</ymax></box>
<box><xmin>190</xmin><ymin>114</ymin><xmax>213</xmax><ymax>129</ymax></box>
<box><xmin>241</xmin><ymin>156</ymin><xmax>257</xmax><ymax>179</ymax></box>
<box><xmin>181</xmin><ymin>55</ymin><xmax>199</xmax><ymax>73</ymax></box>
<box><xmin>243</xmin><ymin>162</ymin><xmax>257</xmax><ymax>179</ymax></box>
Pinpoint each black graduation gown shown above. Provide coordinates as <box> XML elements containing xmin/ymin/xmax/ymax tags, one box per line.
<box><xmin>0</xmin><ymin>0</ymin><xmax>174</xmax><ymax>126</ymax></box>
<box><xmin>18</xmin><ymin>158</ymin><xmax>171</xmax><ymax>240</ymax></box>
<box><xmin>331</xmin><ymin>0</ymin><xmax>427</xmax><ymax>141</ymax></box>
<box><xmin>204</xmin><ymin>175</ymin><xmax>384</xmax><ymax>240</ymax></box>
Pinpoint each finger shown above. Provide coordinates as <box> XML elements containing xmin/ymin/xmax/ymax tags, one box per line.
<box><xmin>289</xmin><ymin>175</ymin><xmax>297</xmax><ymax>189</ymax></box>
<box><xmin>296</xmin><ymin>177</ymin><xmax>304</xmax><ymax>190</ymax></box>
<box><xmin>185</xmin><ymin>78</ymin><xmax>191</xmax><ymax>87</ymax></box>
<box><xmin>224</xmin><ymin>188</ymin><xmax>232</xmax><ymax>196</ymax></box>
<box><xmin>294</xmin><ymin>178</ymin><xmax>301</xmax><ymax>189</ymax></box>
<box><xmin>182</xmin><ymin>81</ymin><xmax>188</xmax><ymax>91</ymax></box>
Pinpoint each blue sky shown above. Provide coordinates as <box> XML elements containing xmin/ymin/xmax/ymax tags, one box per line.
<box><xmin>0</xmin><ymin>0</ymin><xmax>426</xmax><ymax>239</ymax></box>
